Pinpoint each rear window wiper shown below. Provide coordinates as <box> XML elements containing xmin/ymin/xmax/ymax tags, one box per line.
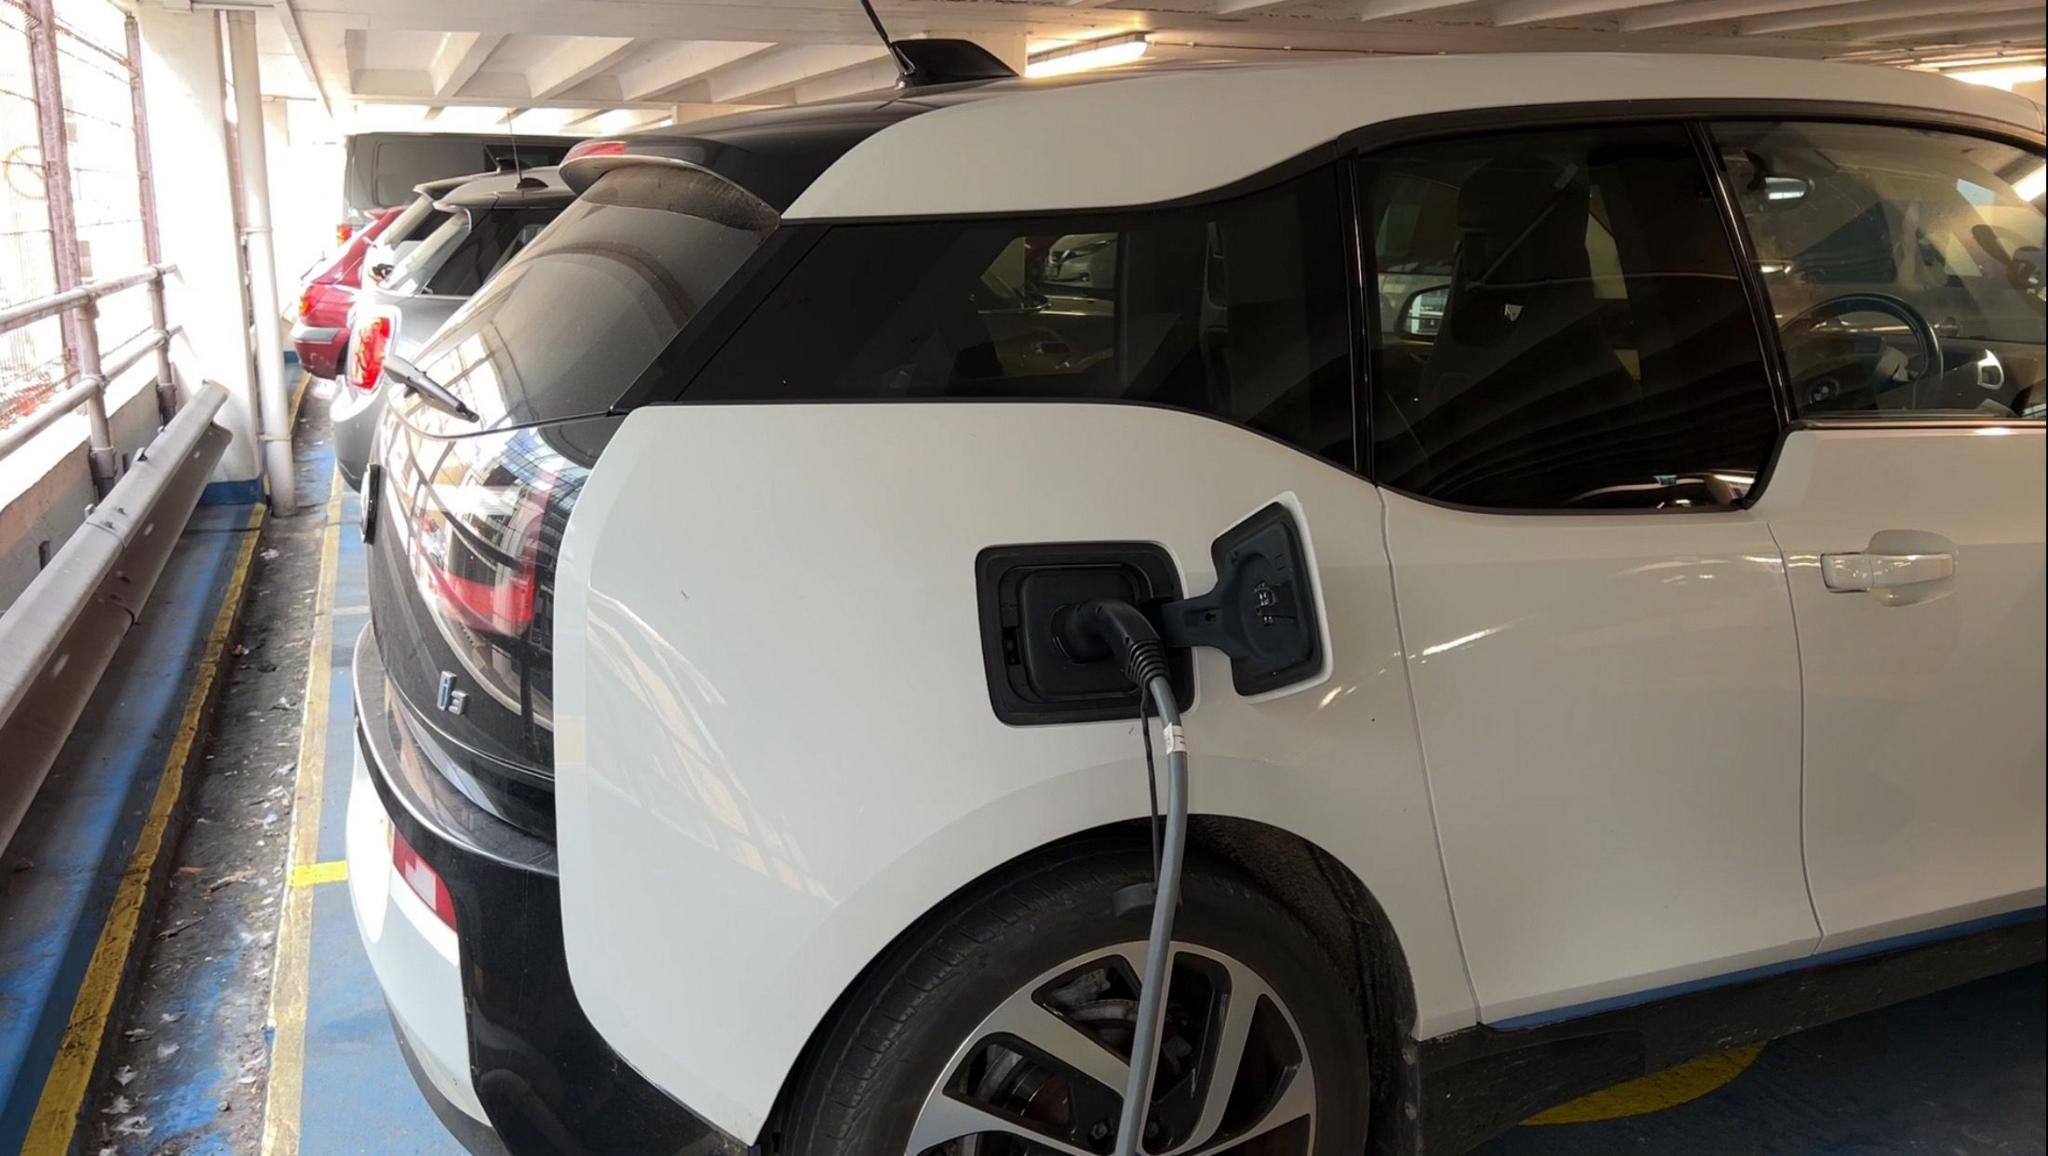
<box><xmin>383</xmin><ymin>354</ymin><xmax>479</xmax><ymax>423</ymax></box>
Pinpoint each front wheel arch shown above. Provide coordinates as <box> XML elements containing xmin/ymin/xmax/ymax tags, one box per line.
<box><xmin>757</xmin><ymin>817</ymin><xmax>1420</xmax><ymax>1156</ymax></box>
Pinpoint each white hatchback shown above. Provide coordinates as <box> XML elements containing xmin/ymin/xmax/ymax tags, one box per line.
<box><xmin>350</xmin><ymin>49</ymin><xmax>2046</xmax><ymax>1156</ymax></box>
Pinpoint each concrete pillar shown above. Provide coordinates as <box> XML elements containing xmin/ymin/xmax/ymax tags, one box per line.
<box><xmin>133</xmin><ymin>5</ymin><xmax>262</xmax><ymax>492</ymax></box>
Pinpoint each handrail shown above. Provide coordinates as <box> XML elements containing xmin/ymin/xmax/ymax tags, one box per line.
<box><xmin>0</xmin><ymin>263</ymin><xmax>179</xmax><ymax>485</ymax></box>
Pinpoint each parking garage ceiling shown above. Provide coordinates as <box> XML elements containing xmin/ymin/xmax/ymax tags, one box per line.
<box><xmin>224</xmin><ymin>0</ymin><xmax>2044</xmax><ymax>133</ymax></box>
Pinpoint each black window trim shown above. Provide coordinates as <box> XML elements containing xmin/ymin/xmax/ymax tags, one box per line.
<box><xmin>613</xmin><ymin>98</ymin><xmax>2044</xmax><ymax>512</ymax></box>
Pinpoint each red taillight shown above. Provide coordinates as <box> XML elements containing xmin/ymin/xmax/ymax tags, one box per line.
<box><xmin>414</xmin><ymin>478</ymin><xmax>550</xmax><ymax>636</ymax></box>
<box><xmin>356</xmin><ymin>316</ymin><xmax>391</xmax><ymax>392</ymax></box>
<box><xmin>297</xmin><ymin>287</ymin><xmax>315</xmax><ymax>318</ymax></box>
<box><xmin>563</xmin><ymin>138</ymin><xmax>628</xmax><ymax>164</ymax></box>
<box><xmin>337</xmin><ymin>222</ymin><xmax>354</xmax><ymax>247</ymax></box>
<box><xmin>391</xmin><ymin>829</ymin><xmax>456</xmax><ymax>929</ymax></box>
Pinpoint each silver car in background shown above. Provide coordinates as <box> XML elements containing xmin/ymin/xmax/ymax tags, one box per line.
<box><xmin>332</xmin><ymin>167</ymin><xmax>573</xmax><ymax>488</ymax></box>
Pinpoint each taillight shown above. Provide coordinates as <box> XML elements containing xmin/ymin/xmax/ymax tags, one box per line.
<box><xmin>297</xmin><ymin>287</ymin><xmax>315</xmax><ymax>318</ymax></box>
<box><xmin>356</xmin><ymin>315</ymin><xmax>392</xmax><ymax>392</ymax></box>
<box><xmin>414</xmin><ymin>477</ymin><xmax>551</xmax><ymax>636</ymax></box>
<box><xmin>337</xmin><ymin>222</ymin><xmax>353</xmax><ymax>247</ymax></box>
<box><xmin>391</xmin><ymin>829</ymin><xmax>456</xmax><ymax>929</ymax></box>
<box><xmin>562</xmin><ymin>138</ymin><xmax>628</xmax><ymax>164</ymax></box>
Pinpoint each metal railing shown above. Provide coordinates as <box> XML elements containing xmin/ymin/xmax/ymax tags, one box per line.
<box><xmin>0</xmin><ymin>263</ymin><xmax>180</xmax><ymax>470</ymax></box>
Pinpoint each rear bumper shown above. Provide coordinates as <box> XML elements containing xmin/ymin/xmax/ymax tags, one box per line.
<box><xmin>290</xmin><ymin>321</ymin><xmax>347</xmax><ymax>378</ymax></box>
<box><xmin>349</xmin><ymin>630</ymin><xmax>746</xmax><ymax>1156</ymax></box>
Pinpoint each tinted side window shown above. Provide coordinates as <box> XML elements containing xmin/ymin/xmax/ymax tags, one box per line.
<box><xmin>1712</xmin><ymin>122</ymin><xmax>2045</xmax><ymax>421</ymax></box>
<box><xmin>689</xmin><ymin>170</ymin><xmax>1355</xmax><ymax>468</ymax></box>
<box><xmin>1363</xmin><ymin>125</ymin><xmax>1778</xmax><ymax>510</ymax></box>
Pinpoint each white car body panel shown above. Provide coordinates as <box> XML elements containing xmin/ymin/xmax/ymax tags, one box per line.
<box><xmin>785</xmin><ymin>54</ymin><xmax>2039</xmax><ymax>221</ymax></box>
<box><xmin>1382</xmin><ymin>492</ymin><xmax>1817</xmax><ymax>1025</ymax></box>
<box><xmin>1756</xmin><ymin>427</ymin><xmax>2048</xmax><ymax>951</ymax></box>
<box><xmin>554</xmin><ymin>403</ymin><xmax>1472</xmax><ymax>1144</ymax></box>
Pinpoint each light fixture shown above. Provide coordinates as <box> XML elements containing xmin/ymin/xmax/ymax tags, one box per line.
<box><xmin>1940</xmin><ymin>63</ymin><xmax>2047</xmax><ymax>91</ymax></box>
<box><xmin>1026</xmin><ymin>34</ymin><xmax>1150</xmax><ymax>79</ymax></box>
<box><xmin>2016</xmin><ymin>163</ymin><xmax>2046</xmax><ymax>203</ymax></box>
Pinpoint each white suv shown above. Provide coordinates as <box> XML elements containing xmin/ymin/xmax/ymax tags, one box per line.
<box><xmin>348</xmin><ymin>50</ymin><xmax>2046</xmax><ymax>1156</ymax></box>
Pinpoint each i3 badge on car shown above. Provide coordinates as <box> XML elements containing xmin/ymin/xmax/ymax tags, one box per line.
<box><xmin>435</xmin><ymin>671</ymin><xmax>467</xmax><ymax>716</ymax></box>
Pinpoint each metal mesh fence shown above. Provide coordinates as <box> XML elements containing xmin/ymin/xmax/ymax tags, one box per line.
<box><xmin>0</xmin><ymin>0</ymin><xmax>150</xmax><ymax>438</ymax></box>
<box><xmin>0</xmin><ymin>0</ymin><xmax>63</xmax><ymax>434</ymax></box>
<box><xmin>54</xmin><ymin>0</ymin><xmax>147</xmax><ymax>356</ymax></box>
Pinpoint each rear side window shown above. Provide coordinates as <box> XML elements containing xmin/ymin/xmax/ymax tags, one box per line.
<box><xmin>688</xmin><ymin>170</ymin><xmax>1356</xmax><ymax>469</ymax></box>
<box><xmin>1362</xmin><ymin>124</ymin><xmax>1778</xmax><ymax>510</ymax></box>
<box><xmin>410</xmin><ymin>166</ymin><xmax>777</xmax><ymax>430</ymax></box>
<box><xmin>1711</xmin><ymin>122</ymin><xmax>2045</xmax><ymax>421</ymax></box>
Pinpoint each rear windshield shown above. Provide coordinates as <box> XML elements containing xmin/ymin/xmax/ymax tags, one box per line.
<box><xmin>408</xmin><ymin>166</ymin><xmax>777</xmax><ymax>430</ymax></box>
<box><xmin>384</xmin><ymin>205</ymin><xmax>562</xmax><ymax>297</ymax></box>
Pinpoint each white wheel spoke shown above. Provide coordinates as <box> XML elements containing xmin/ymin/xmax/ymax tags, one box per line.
<box><xmin>976</xmin><ymin>988</ymin><xmax>1133</xmax><ymax>1095</ymax></box>
<box><xmin>1189</xmin><ymin>1062</ymin><xmax>1316</xmax><ymax>1156</ymax></box>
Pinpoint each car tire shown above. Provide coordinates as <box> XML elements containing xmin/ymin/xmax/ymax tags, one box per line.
<box><xmin>770</xmin><ymin>840</ymin><xmax>1371</xmax><ymax>1156</ymax></box>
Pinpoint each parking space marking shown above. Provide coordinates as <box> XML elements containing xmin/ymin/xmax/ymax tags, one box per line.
<box><xmin>258</xmin><ymin>472</ymin><xmax>343</xmax><ymax>1156</ymax></box>
<box><xmin>289</xmin><ymin>861</ymin><xmax>350</xmax><ymax>888</ymax></box>
<box><xmin>1526</xmin><ymin>1043</ymin><xmax>1767</xmax><ymax>1125</ymax></box>
<box><xmin>21</xmin><ymin>505</ymin><xmax>266</xmax><ymax>1156</ymax></box>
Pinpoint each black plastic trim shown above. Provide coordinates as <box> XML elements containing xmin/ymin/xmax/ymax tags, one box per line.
<box><xmin>975</xmin><ymin>541</ymin><xmax>1194</xmax><ymax>725</ymax></box>
<box><xmin>1412</xmin><ymin>916</ymin><xmax>2045</xmax><ymax>1154</ymax></box>
<box><xmin>354</xmin><ymin>631</ymin><xmax>746</xmax><ymax>1156</ymax></box>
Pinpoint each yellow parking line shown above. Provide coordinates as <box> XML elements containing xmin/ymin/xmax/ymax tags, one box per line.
<box><xmin>1526</xmin><ymin>1043</ymin><xmax>1766</xmax><ymax>1125</ymax></box>
<box><xmin>259</xmin><ymin>471</ymin><xmax>343</xmax><ymax>1156</ymax></box>
<box><xmin>22</xmin><ymin>505</ymin><xmax>266</xmax><ymax>1155</ymax></box>
<box><xmin>289</xmin><ymin>860</ymin><xmax>349</xmax><ymax>888</ymax></box>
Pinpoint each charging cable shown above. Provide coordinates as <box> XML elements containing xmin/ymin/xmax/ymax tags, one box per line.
<box><xmin>1064</xmin><ymin>600</ymin><xmax>1188</xmax><ymax>1156</ymax></box>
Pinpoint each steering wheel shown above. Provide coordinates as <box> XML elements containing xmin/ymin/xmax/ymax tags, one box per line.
<box><xmin>1778</xmin><ymin>292</ymin><xmax>1944</xmax><ymax>413</ymax></box>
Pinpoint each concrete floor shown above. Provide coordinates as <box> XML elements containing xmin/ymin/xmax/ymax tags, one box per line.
<box><xmin>84</xmin><ymin>387</ymin><xmax>2048</xmax><ymax>1155</ymax></box>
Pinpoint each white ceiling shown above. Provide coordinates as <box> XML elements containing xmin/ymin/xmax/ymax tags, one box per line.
<box><xmin>234</xmin><ymin>0</ymin><xmax>2045</xmax><ymax>134</ymax></box>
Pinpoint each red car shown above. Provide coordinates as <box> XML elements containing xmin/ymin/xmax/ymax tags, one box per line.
<box><xmin>291</xmin><ymin>206</ymin><xmax>401</xmax><ymax>378</ymax></box>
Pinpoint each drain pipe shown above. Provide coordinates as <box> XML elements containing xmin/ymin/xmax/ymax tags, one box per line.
<box><xmin>224</xmin><ymin>9</ymin><xmax>295</xmax><ymax>514</ymax></box>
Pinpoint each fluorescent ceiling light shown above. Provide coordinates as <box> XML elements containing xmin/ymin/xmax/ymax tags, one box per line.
<box><xmin>1026</xmin><ymin>34</ymin><xmax>1149</xmax><ymax>79</ymax></box>
<box><xmin>1944</xmin><ymin>63</ymin><xmax>2047</xmax><ymax>90</ymax></box>
<box><xmin>2017</xmin><ymin>164</ymin><xmax>2046</xmax><ymax>203</ymax></box>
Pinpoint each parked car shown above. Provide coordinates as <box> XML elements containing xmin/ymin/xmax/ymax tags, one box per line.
<box><xmin>349</xmin><ymin>53</ymin><xmax>2047</xmax><ymax>1156</ymax></box>
<box><xmin>331</xmin><ymin>167</ymin><xmax>571</xmax><ymax>489</ymax></box>
<box><xmin>340</xmin><ymin>131</ymin><xmax>574</xmax><ymax>237</ymax></box>
<box><xmin>360</xmin><ymin>174</ymin><xmax>468</xmax><ymax>289</ymax></box>
<box><xmin>290</xmin><ymin>206</ymin><xmax>400</xmax><ymax>379</ymax></box>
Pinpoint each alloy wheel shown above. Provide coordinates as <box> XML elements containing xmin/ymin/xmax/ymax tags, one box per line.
<box><xmin>907</xmin><ymin>941</ymin><xmax>1318</xmax><ymax>1156</ymax></box>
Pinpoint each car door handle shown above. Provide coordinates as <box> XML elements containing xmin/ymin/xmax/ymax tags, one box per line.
<box><xmin>1820</xmin><ymin>551</ymin><xmax>1955</xmax><ymax>592</ymax></box>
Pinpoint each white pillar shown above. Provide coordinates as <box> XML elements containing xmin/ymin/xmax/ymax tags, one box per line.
<box><xmin>225</xmin><ymin>11</ymin><xmax>295</xmax><ymax>514</ymax></box>
<box><xmin>133</xmin><ymin>5</ymin><xmax>261</xmax><ymax>491</ymax></box>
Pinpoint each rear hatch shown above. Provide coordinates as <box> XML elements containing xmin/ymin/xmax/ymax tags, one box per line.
<box><xmin>366</xmin><ymin>164</ymin><xmax>779</xmax><ymax>836</ymax></box>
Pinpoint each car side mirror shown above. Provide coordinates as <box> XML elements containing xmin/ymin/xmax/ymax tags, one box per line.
<box><xmin>1398</xmin><ymin>285</ymin><xmax>1449</xmax><ymax>339</ymax></box>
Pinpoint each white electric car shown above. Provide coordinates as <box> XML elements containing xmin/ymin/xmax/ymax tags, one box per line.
<box><xmin>349</xmin><ymin>49</ymin><xmax>2047</xmax><ymax>1156</ymax></box>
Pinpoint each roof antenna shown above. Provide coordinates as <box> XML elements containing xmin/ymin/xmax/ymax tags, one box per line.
<box><xmin>855</xmin><ymin>0</ymin><xmax>1015</xmax><ymax>88</ymax></box>
<box><xmin>856</xmin><ymin>0</ymin><xmax>914</xmax><ymax>79</ymax></box>
<box><xmin>503</xmin><ymin>112</ymin><xmax>543</xmax><ymax>190</ymax></box>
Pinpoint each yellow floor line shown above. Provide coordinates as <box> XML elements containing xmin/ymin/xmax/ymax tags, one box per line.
<box><xmin>1526</xmin><ymin>1042</ymin><xmax>1767</xmax><ymax>1125</ymax></box>
<box><xmin>288</xmin><ymin>861</ymin><xmax>349</xmax><ymax>888</ymax></box>
<box><xmin>259</xmin><ymin>471</ymin><xmax>343</xmax><ymax>1156</ymax></box>
<box><xmin>22</xmin><ymin>505</ymin><xmax>266</xmax><ymax>1155</ymax></box>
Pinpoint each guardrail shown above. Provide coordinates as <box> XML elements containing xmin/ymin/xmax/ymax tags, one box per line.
<box><xmin>0</xmin><ymin>265</ymin><xmax>220</xmax><ymax>854</ymax></box>
<box><xmin>0</xmin><ymin>263</ymin><xmax>180</xmax><ymax>472</ymax></box>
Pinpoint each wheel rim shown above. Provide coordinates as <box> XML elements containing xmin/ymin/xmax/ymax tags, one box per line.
<box><xmin>906</xmin><ymin>941</ymin><xmax>1317</xmax><ymax>1156</ymax></box>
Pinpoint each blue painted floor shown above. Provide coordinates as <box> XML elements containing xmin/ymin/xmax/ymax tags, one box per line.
<box><xmin>291</xmin><ymin>456</ymin><xmax>471</xmax><ymax>1155</ymax></box>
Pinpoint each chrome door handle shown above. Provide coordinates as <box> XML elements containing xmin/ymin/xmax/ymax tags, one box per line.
<box><xmin>1820</xmin><ymin>551</ymin><xmax>1955</xmax><ymax>592</ymax></box>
